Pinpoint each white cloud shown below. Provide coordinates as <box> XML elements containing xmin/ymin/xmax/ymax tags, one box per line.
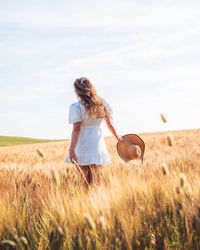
<box><xmin>0</xmin><ymin>0</ymin><xmax>200</xmax><ymax>138</ymax></box>
<box><xmin>0</xmin><ymin>1</ymin><xmax>200</xmax><ymax>29</ymax></box>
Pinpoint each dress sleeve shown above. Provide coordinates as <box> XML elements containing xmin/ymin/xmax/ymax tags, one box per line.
<box><xmin>68</xmin><ymin>103</ymin><xmax>83</xmax><ymax>124</ymax></box>
<box><xmin>101</xmin><ymin>97</ymin><xmax>114</xmax><ymax>119</ymax></box>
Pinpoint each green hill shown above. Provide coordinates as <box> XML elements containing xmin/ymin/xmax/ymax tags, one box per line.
<box><xmin>0</xmin><ymin>135</ymin><xmax>64</xmax><ymax>147</ymax></box>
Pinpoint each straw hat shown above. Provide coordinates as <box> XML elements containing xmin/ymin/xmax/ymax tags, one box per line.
<box><xmin>116</xmin><ymin>134</ymin><xmax>145</xmax><ymax>164</ymax></box>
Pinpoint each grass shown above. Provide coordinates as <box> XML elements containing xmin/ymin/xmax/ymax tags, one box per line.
<box><xmin>0</xmin><ymin>128</ymin><xmax>200</xmax><ymax>249</ymax></box>
<box><xmin>0</xmin><ymin>135</ymin><xmax>64</xmax><ymax>147</ymax></box>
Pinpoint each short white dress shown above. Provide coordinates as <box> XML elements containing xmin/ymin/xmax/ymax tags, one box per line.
<box><xmin>64</xmin><ymin>97</ymin><xmax>113</xmax><ymax>166</ymax></box>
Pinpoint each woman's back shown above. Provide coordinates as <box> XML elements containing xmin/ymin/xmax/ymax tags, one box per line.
<box><xmin>65</xmin><ymin>96</ymin><xmax>113</xmax><ymax>165</ymax></box>
<box><xmin>69</xmin><ymin>97</ymin><xmax>113</xmax><ymax>128</ymax></box>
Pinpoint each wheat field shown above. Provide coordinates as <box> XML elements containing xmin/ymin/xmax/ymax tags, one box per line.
<box><xmin>0</xmin><ymin>129</ymin><xmax>200</xmax><ymax>250</ymax></box>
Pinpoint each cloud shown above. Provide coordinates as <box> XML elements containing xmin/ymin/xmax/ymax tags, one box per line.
<box><xmin>0</xmin><ymin>0</ymin><xmax>200</xmax><ymax>138</ymax></box>
<box><xmin>0</xmin><ymin>1</ymin><xmax>200</xmax><ymax>29</ymax></box>
<box><xmin>25</xmin><ymin>24</ymin><xmax>200</xmax><ymax>90</ymax></box>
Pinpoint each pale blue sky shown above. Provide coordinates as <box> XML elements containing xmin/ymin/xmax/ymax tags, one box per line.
<box><xmin>0</xmin><ymin>0</ymin><xmax>200</xmax><ymax>139</ymax></box>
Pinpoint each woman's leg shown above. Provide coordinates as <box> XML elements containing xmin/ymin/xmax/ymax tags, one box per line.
<box><xmin>79</xmin><ymin>165</ymin><xmax>92</xmax><ymax>185</ymax></box>
<box><xmin>88</xmin><ymin>164</ymin><xmax>103</xmax><ymax>185</ymax></box>
<box><xmin>79</xmin><ymin>164</ymin><xmax>103</xmax><ymax>185</ymax></box>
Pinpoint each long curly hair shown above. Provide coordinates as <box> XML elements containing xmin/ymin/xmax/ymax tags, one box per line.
<box><xmin>74</xmin><ymin>77</ymin><xmax>111</xmax><ymax>119</ymax></box>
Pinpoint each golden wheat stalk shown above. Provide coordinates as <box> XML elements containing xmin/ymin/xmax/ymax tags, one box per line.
<box><xmin>36</xmin><ymin>148</ymin><xmax>44</xmax><ymax>157</ymax></box>
<box><xmin>160</xmin><ymin>113</ymin><xmax>167</xmax><ymax>123</ymax></box>
<box><xmin>71</xmin><ymin>159</ymin><xmax>89</xmax><ymax>185</ymax></box>
<box><xmin>161</xmin><ymin>162</ymin><xmax>169</xmax><ymax>175</ymax></box>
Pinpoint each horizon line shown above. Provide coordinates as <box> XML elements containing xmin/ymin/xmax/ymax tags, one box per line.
<box><xmin>1</xmin><ymin>127</ymin><xmax>199</xmax><ymax>141</ymax></box>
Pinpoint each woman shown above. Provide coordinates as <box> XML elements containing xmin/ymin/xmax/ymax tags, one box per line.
<box><xmin>65</xmin><ymin>77</ymin><xmax>122</xmax><ymax>185</ymax></box>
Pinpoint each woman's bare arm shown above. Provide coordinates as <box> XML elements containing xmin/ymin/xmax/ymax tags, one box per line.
<box><xmin>69</xmin><ymin>122</ymin><xmax>82</xmax><ymax>162</ymax></box>
<box><xmin>104</xmin><ymin>116</ymin><xmax>122</xmax><ymax>142</ymax></box>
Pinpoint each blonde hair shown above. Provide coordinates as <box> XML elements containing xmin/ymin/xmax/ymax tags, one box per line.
<box><xmin>74</xmin><ymin>77</ymin><xmax>111</xmax><ymax>119</ymax></box>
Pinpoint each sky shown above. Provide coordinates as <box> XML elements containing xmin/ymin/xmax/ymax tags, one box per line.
<box><xmin>0</xmin><ymin>0</ymin><xmax>200</xmax><ymax>139</ymax></box>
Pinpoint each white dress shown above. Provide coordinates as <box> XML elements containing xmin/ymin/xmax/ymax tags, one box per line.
<box><xmin>64</xmin><ymin>97</ymin><xmax>113</xmax><ymax>166</ymax></box>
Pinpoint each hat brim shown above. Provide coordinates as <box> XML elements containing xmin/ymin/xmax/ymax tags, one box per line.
<box><xmin>116</xmin><ymin>134</ymin><xmax>145</xmax><ymax>163</ymax></box>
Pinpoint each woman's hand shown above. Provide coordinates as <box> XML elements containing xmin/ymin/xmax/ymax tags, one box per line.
<box><xmin>117</xmin><ymin>137</ymin><xmax>123</xmax><ymax>144</ymax></box>
<box><xmin>69</xmin><ymin>149</ymin><xmax>78</xmax><ymax>163</ymax></box>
